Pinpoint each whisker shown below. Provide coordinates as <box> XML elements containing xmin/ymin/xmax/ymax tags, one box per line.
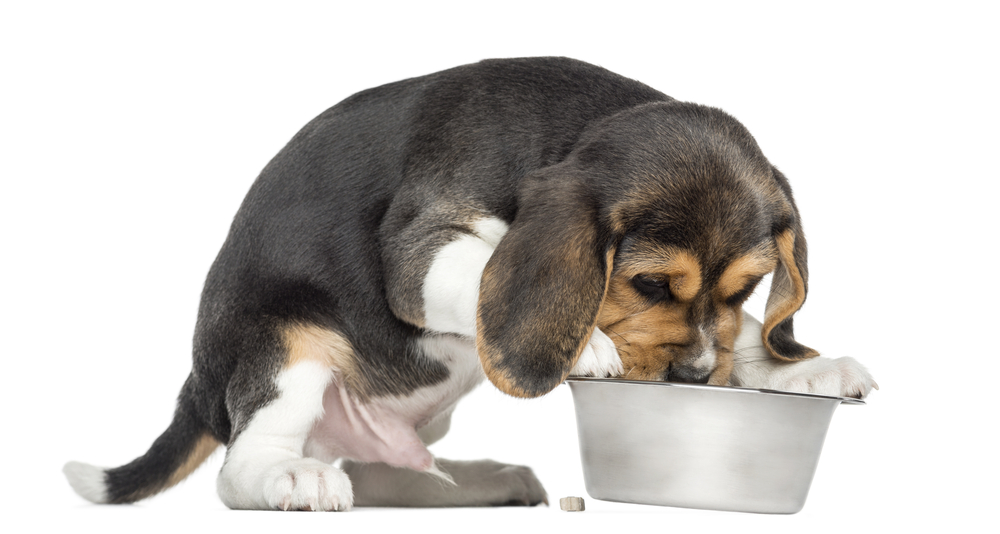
<box><xmin>605</xmin><ymin>326</ymin><xmax>630</xmax><ymax>345</ymax></box>
<box><xmin>732</xmin><ymin>345</ymin><xmax>773</xmax><ymax>363</ymax></box>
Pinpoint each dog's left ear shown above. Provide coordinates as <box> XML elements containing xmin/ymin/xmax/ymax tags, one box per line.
<box><xmin>477</xmin><ymin>168</ymin><xmax>612</xmax><ymax>398</ymax></box>
<box><xmin>762</xmin><ymin>167</ymin><xmax>821</xmax><ymax>361</ymax></box>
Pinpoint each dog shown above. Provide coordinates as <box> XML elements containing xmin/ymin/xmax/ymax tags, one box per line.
<box><xmin>64</xmin><ymin>57</ymin><xmax>877</xmax><ymax>511</ymax></box>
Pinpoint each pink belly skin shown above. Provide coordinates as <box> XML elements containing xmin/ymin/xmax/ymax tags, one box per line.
<box><xmin>304</xmin><ymin>335</ymin><xmax>485</xmax><ymax>471</ymax></box>
<box><xmin>304</xmin><ymin>379</ymin><xmax>435</xmax><ymax>471</ymax></box>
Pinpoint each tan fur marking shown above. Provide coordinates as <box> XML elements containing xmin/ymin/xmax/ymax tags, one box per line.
<box><xmin>114</xmin><ymin>431</ymin><xmax>221</xmax><ymax>503</ymax></box>
<box><xmin>599</xmin><ymin>245</ymin><xmax>767</xmax><ymax>383</ymax></box>
<box><xmin>616</xmin><ymin>246</ymin><xmax>702</xmax><ymax>302</ymax></box>
<box><xmin>716</xmin><ymin>249</ymin><xmax>777</xmax><ymax>300</ymax></box>
<box><xmin>597</xmin><ymin>246</ymin><xmax>705</xmax><ymax>381</ymax></box>
<box><xmin>666</xmin><ymin>251</ymin><xmax>702</xmax><ymax>301</ymax></box>
<box><xmin>598</xmin><ymin>272</ymin><xmax>690</xmax><ymax>381</ymax></box>
<box><xmin>165</xmin><ymin>433</ymin><xmax>221</xmax><ymax>488</ymax></box>
<box><xmin>709</xmin><ymin>357</ymin><xmax>733</xmax><ymax>386</ymax></box>
<box><xmin>282</xmin><ymin>323</ymin><xmax>360</xmax><ymax>391</ymax></box>
<box><xmin>475</xmin><ymin>342</ymin><xmax>532</xmax><ymax>398</ymax></box>
<box><xmin>475</xmin><ymin>262</ymin><xmax>528</xmax><ymax>398</ymax></box>
<box><xmin>707</xmin><ymin>306</ymin><xmax>741</xmax><ymax>385</ymax></box>
<box><xmin>762</xmin><ymin>230</ymin><xmax>807</xmax><ymax>353</ymax></box>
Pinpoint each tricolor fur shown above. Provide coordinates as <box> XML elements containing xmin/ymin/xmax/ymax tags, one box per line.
<box><xmin>65</xmin><ymin>57</ymin><xmax>876</xmax><ymax>510</ymax></box>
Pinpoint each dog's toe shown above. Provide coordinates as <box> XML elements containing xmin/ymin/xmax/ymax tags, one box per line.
<box><xmin>570</xmin><ymin>328</ymin><xmax>623</xmax><ymax>378</ymax></box>
<box><xmin>487</xmin><ymin>464</ymin><xmax>548</xmax><ymax>507</ymax></box>
<box><xmin>780</xmin><ymin>357</ymin><xmax>877</xmax><ymax>399</ymax></box>
<box><xmin>262</xmin><ymin>459</ymin><xmax>353</xmax><ymax>511</ymax></box>
<box><xmin>827</xmin><ymin>357</ymin><xmax>877</xmax><ymax>399</ymax></box>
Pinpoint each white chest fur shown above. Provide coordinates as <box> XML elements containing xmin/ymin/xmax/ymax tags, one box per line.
<box><xmin>422</xmin><ymin>217</ymin><xmax>509</xmax><ymax>338</ymax></box>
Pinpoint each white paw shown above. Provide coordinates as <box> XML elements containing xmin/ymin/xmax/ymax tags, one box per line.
<box><xmin>776</xmin><ymin>357</ymin><xmax>879</xmax><ymax>399</ymax></box>
<box><xmin>262</xmin><ymin>459</ymin><xmax>353</xmax><ymax>511</ymax></box>
<box><xmin>569</xmin><ymin>328</ymin><xmax>623</xmax><ymax>377</ymax></box>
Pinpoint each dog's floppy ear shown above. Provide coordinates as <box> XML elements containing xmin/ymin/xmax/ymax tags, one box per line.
<box><xmin>762</xmin><ymin>168</ymin><xmax>820</xmax><ymax>361</ymax></box>
<box><xmin>477</xmin><ymin>168</ymin><xmax>612</xmax><ymax>398</ymax></box>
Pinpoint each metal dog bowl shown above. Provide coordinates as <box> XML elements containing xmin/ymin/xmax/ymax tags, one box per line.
<box><xmin>566</xmin><ymin>377</ymin><xmax>863</xmax><ymax>514</ymax></box>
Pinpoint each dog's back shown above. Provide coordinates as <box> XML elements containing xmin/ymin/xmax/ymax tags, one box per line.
<box><xmin>195</xmin><ymin>56</ymin><xmax>670</xmax><ymax>439</ymax></box>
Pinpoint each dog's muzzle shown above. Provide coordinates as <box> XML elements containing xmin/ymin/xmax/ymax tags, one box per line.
<box><xmin>666</xmin><ymin>363</ymin><xmax>712</xmax><ymax>384</ymax></box>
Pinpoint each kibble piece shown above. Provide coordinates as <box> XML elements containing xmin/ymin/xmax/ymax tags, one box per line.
<box><xmin>559</xmin><ymin>496</ymin><xmax>585</xmax><ymax>511</ymax></box>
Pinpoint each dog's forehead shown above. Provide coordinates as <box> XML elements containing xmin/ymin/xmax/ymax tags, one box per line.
<box><xmin>615</xmin><ymin>226</ymin><xmax>776</xmax><ymax>288</ymax></box>
<box><xmin>578</xmin><ymin>101</ymin><xmax>770</xmax><ymax>174</ymax></box>
<box><xmin>614</xmin><ymin>177</ymin><xmax>776</xmax><ymax>249</ymax></box>
<box><xmin>580</xmin><ymin>102</ymin><xmax>793</xmax><ymax>236</ymax></box>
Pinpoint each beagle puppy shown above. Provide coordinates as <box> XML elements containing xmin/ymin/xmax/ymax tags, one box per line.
<box><xmin>64</xmin><ymin>57</ymin><xmax>876</xmax><ymax>511</ymax></box>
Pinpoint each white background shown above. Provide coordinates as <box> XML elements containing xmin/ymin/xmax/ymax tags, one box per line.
<box><xmin>2</xmin><ymin>1</ymin><xmax>996</xmax><ymax>532</ymax></box>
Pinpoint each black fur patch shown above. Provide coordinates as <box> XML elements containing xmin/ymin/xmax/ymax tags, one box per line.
<box><xmin>104</xmin><ymin>378</ymin><xmax>213</xmax><ymax>503</ymax></box>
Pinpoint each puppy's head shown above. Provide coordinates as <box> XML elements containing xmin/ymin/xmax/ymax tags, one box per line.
<box><xmin>477</xmin><ymin>102</ymin><xmax>817</xmax><ymax>398</ymax></box>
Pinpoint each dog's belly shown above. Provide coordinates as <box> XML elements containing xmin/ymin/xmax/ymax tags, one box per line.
<box><xmin>303</xmin><ymin>334</ymin><xmax>485</xmax><ymax>470</ymax></box>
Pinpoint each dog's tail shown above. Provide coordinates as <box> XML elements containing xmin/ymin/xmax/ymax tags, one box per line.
<box><xmin>63</xmin><ymin>377</ymin><xmax>221</xmax><ymax>504</ymax></box>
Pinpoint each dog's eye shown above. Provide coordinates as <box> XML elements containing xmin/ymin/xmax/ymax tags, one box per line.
<box><xmin>632</xmin><ymin>274</ymin><xmax>670</xmax><ymax>301</ymax></box>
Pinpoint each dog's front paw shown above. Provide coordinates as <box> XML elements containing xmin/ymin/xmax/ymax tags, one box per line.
<box><xmin>262</xmin><ymin>459</ymin><xmax>353</xmax><ymax>511</ymax></box>
<box><xmin>777</xmin><ymin>356</ymin><xmax>878</xmax><ymax>399</ymax></box>
<box><xmin>569</xmin><ymin>328</ymin><xmax>623</xmax><ymax>377</ymax></box>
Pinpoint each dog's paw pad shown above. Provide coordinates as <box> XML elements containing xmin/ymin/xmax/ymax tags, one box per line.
<box><xmin>570</xmin><ymin>328</ymin><xmax>623</xmax><ymax>378</ymax></box>
<box><xmin>262</xmin><ymin>459</ymin><xmax>353</xmax><ymax>511</ymax></box>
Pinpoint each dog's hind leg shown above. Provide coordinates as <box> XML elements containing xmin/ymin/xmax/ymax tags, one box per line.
<box><xmin>215</xmin><ymin>326</ymin><xmax>355</xmax><ymax>511</ymax></box>
<box><xmin>341</xmin><ymin>458</ymin><xmax>547</xmax><ymax>507</ymax></box>
<box><xmin>339</xmin><ymin>411</ymin><xmax>546</xmax><ymax>507</ymax></box>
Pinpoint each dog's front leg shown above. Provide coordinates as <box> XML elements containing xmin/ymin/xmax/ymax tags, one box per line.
<box><xmin>730</xmin><ymin>311</ymin><xmax>878</xmax><ymax>399</ymax></box>
<box><xmin>569</xmin><ymin>327</ymin><xmax>624</xmax><ymax>377</ymax></box>
<box><xmin>387</xmin><ymin>217</ymin><xmax>622</xmax><ymax>377</ymax></box>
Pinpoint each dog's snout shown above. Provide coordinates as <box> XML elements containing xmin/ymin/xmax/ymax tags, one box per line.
<box><xmin>666</xmin><ymin>363</ymin><xmax>712</xmax><ymax>384</ymax></box>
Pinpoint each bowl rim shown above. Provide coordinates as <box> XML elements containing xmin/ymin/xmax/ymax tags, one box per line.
<box><xmin>564</xmin><ymin>377</ymin><xmax>866</xmax><ymax>405</ymax></box>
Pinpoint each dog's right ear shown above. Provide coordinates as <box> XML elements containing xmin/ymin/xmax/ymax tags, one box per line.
<box><xmin>477</xmin><ymin>168</ymin><xmax>613</xmax><ymax>398</ymax></box>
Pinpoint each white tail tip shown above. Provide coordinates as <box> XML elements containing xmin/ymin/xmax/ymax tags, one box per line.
<box><xmin>63</xmin><ymin>461</ymin><xmax>110</xmax><ymax>503</ymax></box>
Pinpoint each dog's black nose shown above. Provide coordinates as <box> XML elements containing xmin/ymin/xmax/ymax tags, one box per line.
<box><xmin>666</xmin><ymin>364</ymin><xmax>712</xmax><ymax>384</ymax></box>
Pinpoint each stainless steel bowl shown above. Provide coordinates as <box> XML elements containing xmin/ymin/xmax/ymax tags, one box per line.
<box><xmin>566</xmin><ymin>377</ymin><xmax>863</xmax><ymax>514</ymax></box>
